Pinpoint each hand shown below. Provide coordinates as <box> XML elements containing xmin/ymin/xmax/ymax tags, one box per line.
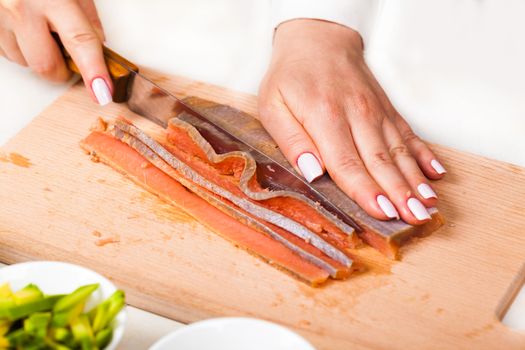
<box><xmin>0</xmin><ymin>0</ymin><xmax>112</xmax><ymax>105</ymax></box>
<box><xmin>258</xmin><ymin>19</ymin><xmax>447</xmax><ymax>225</ymax></box>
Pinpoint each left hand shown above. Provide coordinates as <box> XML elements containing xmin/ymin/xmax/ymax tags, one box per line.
<box><xmin>258</xmin><ymin>19</ymin><xmax>446</xmax><ymax>225</ymax></box>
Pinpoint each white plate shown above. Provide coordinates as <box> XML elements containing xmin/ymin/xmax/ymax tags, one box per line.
<box><xmin>0</xmin><ymin>261</ymin><xmax>126</xmax><ymax>350</ymax></box>
<box><xmin>150</xmin><ymin>317</ymin><xmax>316</xmax><ymax>350</ymax></box>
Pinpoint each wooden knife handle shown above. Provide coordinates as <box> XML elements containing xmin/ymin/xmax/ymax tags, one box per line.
<box><xmin>54</xmin><ymin>34</ymin><xmax>139</xmax><ymax>103</ymax></box>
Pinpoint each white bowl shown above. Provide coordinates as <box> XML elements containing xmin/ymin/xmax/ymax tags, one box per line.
<box><xmin>0</xmin><ymin>261</ymin><xmax>126</xmax><ymax>350</ymax></box>
<box><xmin>150</xmin><ymin>317</ymin><xmax>316</xmax><ymax>350</ymax></box>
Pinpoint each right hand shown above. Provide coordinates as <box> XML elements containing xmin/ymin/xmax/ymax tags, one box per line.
<box><xmin>0</xmin><ymin>0</ymin><xmax>113</xmax><ymax>105</ymax></box>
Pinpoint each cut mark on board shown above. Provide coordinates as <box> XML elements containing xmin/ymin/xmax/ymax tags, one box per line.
<box><xmin>498</xmin><ymin>262</ymin><xmax>525</xmax><ymax>330</ymax></box>
<box><xmin>0</xmin><ymin>152</ymin><xmax>32</xmax><ymax>168</ymax></box>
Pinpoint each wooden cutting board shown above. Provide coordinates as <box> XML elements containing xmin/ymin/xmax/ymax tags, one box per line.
<box><xmin>1</xmin><ymin>68</ymin><xmax>524</xmax><ymax>350</ymax></box>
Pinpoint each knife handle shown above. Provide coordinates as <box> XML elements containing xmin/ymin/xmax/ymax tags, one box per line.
<box><xmin>53</xmin><ymin>33</ymin><xmax>139</xmax><ymax>103</ymax></box>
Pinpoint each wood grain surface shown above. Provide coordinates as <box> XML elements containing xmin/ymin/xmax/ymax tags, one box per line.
<box><xmin>1</xmin><ymin>68</ymin><xmax>524</xmax><ymax>349</ymax></box>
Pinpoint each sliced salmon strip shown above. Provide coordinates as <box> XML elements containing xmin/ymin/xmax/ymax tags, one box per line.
<box><xmin>81</xmin><ymin>130</ymin><xmax>332</xmax><ymax>286</ymax></box>
<box><xmin>164</xmin><ymin>120</ymin><xmax>361</xmax><ymax>251</ymax></box>
<box><xmin>110</xmin><ymin>119</ymin><xmax>354</xmax><ymax>270</ymax></box>
<box><xmin>177</xmin><ymin>100</ymin><xmax>445</xmax><ymax>259</ymax></box>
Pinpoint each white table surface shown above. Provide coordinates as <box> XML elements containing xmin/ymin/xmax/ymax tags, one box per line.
<box><xmin>0</xmin><ymin>1</ymin><xmax>523</xmax><ymax>348</ymax></box>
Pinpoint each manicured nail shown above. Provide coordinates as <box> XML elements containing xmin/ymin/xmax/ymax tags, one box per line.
<box><xmin>430</xmin><ymin>159</ymin><xmax>446</xmax><ymax>174</ymax></box>
<box><xmin>376</xmin><ymin>195</ymin><xmax>399</xmax><ymax>219</ymax></box>
<box><xmin>297</xmin><ymin>153</ymin><xmax>323</xmax><ymax>183</ymax></box>
<box><xmin>407</xmin><ymin>198</ymin><xmax>431</xmax><ymax>220</ymax></box>
<box><xmin>91</xmin><ymin>77</ymin><xmax>112</xmax><ymax>106</ymax></box>
<box><xmin>417</xmin><ymin>183</ymin><xmax>437</xmax><ymax>199</ymax></box>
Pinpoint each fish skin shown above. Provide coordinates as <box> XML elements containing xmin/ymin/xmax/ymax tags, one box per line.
<box><xmin>80</xmin><ymin>130</ymin><xmax>331</xmax><ymax>285</ymax></box>
<box><xmin>109</xmin><ymin>119</ymin><xmax>354</xmax><ymax>272</ymax></box>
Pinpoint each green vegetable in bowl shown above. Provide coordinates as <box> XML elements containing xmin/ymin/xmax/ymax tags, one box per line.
<box><xmin>0</xmin><ymin>282</ymin><xmax>125</xmax><ymax>350</ymax></box>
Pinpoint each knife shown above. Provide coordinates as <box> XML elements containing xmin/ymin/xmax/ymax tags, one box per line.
<box><xmin>58</xmin><ymin>41</ymin><xmax>444</xmax><ymax>251</ymax></box>
<box><xmin>55</xmin><ymin>41</ymin><xmax>363</xmax><ymax>233</ymax></box>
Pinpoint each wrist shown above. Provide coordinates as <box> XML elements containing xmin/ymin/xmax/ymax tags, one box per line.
<box><xmin>273</xmin><ymin>19</ymin><xmax>364</xmax><ymax>58</ymax></box>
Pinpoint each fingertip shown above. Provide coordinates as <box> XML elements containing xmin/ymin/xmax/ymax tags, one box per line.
<box><xmin>375</xmin><ymin>194</ymin><xmax>399</xmax><ymax>220</ymax></box>
<box><xmin>419</xmin><ymin>196</ymin><xmax>438</xmax><ymax>209</ymax></box>
<box><xmin>416</xmin><ymin>183</ymin><xmax>438</xmax><ymax>207</ymax></box>
<box><xmin>297</xmin><ymin>152</ymin><xmax>324</xmax><ymax>183</ymax></box>
<box><xmin>401</xmin><ymin>197</ymin><xmax>432</xmax><ymax>225</ymax></box>
<box><xmin>89</xmin><ymin>76</ymin><xmax>113</xmax><ymax>106</ymax></box>
<box><xmin>257</xmin><ymin>98</ymin><xmax>326</xmax><ymax>183</ymax></box>
<box><xmin>429</xmin><ymin>159</ymin><xmax>447</xmax><ymax>177</ymax></box>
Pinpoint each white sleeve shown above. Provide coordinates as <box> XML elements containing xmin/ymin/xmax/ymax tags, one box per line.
<box><xmin>271</xmin><ymin>0</ymin><xmax>379</xmax><ymax>41</ymax></box>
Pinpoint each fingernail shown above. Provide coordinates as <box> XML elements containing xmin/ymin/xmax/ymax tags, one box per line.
<box><xmin>297</xmin><ymin>153</ymin><xmax>323</xmax><ymax>183</ymax></box>
<box><xmin>407</xmin><ymin>197</ymin><xmax>431</xmax><ymax>220</ymax></box>
<box><xmin>376</xmin><ymin>195</ymin><xmax>399</xmax><ymax>219</ymax></box>
<box><xmin>417</xmin><ymin>183</ymin><xmax>437</xmax><ymax>199</ymax></box>
<box><xmin>430</xmin><ymin>159</ymin><xmax>446</xmax><ymax>174</ymax></box>
<box><xmin>91</xmin><ymin>77</ymin><xmax>112</xmax><ymax>106</ymax></box>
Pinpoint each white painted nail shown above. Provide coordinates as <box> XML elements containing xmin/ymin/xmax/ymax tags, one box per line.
<box><xmin>430</xmin><ymin>159</ymin><xmax>446</xmax><ymax>174</ymax></box>
<box><xmin>407</xmin><ymin>197</ymin><xmax>431</xmax><ymax>220</ymax></box>
<box><xmin>91</xmin><ymin>77</ymin><xmax>112</xmax><ymax>106</ymax></box>
<box><xmin>297</xmin><ymin>153</ymin><xmax>323</xmax><ymax>183</ymax></box>
<box><xmin>376</xmin><ymin>195</ymin><xmax>399</xmax><ymax>219</ymax></box>
<box><xmin>417</xmin><ymin>183</ymin><xmax>437</xmax><ymax>199</ymax></box>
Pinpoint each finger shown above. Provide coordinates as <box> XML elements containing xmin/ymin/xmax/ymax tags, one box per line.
<box><xmin>77</xmin><ymin>0</ymin><xmax>105</xmax><ymax>41</ymax></box>
<box><xmin>391</xmin><ymin>113</ymin><xmax>447</xmax><ymax>180</ymax></box>
<box><xmin>382</xmin><ymin>117</ymin><xmax>438</xmax><ymax>207</ymax></box>
<box><xmin>15</xmin><ymin>18</ymin><xmax>71</xmax><ymax>82</ymax></box>
<box><xmin>258</xmin><ymin>90</ymin><xmax>325</xmax><ymax>183</ymax></box>
<box><xmin>361</xmin><ymin>64</ymin><xmax>447</xmax><ymax>180</ymax></box>
<box><xmin>46</xmin><ymin>1</ymin><xmax>112</xmax><ymax>105</ymax></box>
<box><xmin>0</xmin><ymin>29</ymin><xmax>27</xmax><ymax>65</ymax></box>
<box><xmin>301</xmin><ymin>98</ymin><xmax>399</xmax><ymax>221</ymax></box>
<box><xmin>347</xmin><ymin>98</ymin><xmax>430</xmax><ymax>224</ymax></box>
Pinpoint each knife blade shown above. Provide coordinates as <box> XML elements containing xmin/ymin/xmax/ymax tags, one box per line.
<box><xmin>110</xmin><ymin>61</ymin><xmax>442</xmax><ymax>245</ymax></box>
<box><xmin>57</xmin><ymin>42</ymin><xmax>358</xmax><ymax>232</ymax></box>
<box><xmin>119</xmin><ymin>63</ymin><xmax>362</xmax><ymax>232</ymax></box>
<box><xmin>56</xmin><ymin>38</ymin><xmax>366</xmax><ymax>233</ymax></box>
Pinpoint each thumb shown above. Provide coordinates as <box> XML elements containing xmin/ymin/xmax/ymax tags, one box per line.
<box><xmin>258</xmin><ymin>91</ymin><xmax>325</xmax><ymax>183</ymax></box>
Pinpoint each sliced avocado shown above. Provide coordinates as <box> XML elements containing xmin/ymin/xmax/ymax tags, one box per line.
<box><xmin>0</xmin><ymin>318</ymin><xmax>10</xmax><ymax>336</ymax></box>
<box><xmin>0</xmin><ymin>333</ymin><xmax>10</xmax><ymax>349</ymax></box>
<box><xmin>24</xmin><ymin>312</ymin><xmax>51</xmax><ymax>339</ymax></box>
<box><xmin>0</xmin><ymin>283</ymin><xmax>13</xmax><ymax>300</ymax></box>
<box><xmin>5</xmin><ymin>328</ymin><xmax>28</xmax><ymax>347</ymax></box>
<box><xmin>53</xmin><ymin>284</ymin><xmax>99</xmax><ymax>313</ymax></box>
<box><xmin>0</xmin><ymin>283</ymin><xmax>15</xmax><ymax>311</ymax></box>
<box><xmin>52</xmin><ymin>301</ymin><xmax>85</xmax><ymax>328</ymax></box>
<box><xmin>71</xmin><ymin>314</ymin><xmax>97</xmax><ymax>350</ymax></box>
<box><xmin>13</xmin><ymin>284</ymin><xmax>43</xmax><ymax>305</ymax></box>
<box><xmin>1</xmin><ymin>294</ymin><xmax>63</xmax><ymax>321</ymax></box>
<box><xmin>90</xmin><ymin>301</ymin><xmax>109</xmax><ymax>334</ymax></box>
<box><xmin>99</xmin><ymin>291</ymin><xmax>125</xmax><ymax>331</ymax></box>
<box><xmin>94</xmin><ymin>328</ymin><xmax>113</xmax><ymax>349</ymax></box>
<box><xmin>51</xmin><ymin>327</ymin><xmax>71</xmax><ymax>342</ymax></box>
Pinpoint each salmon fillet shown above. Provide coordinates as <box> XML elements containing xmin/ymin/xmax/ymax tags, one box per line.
<box><xmin>81</xmin><ymin>118</ymin><xmax>358</xmax><ymax>285</ymax></box>
<box><xmin>178</xmin><ymin>98</ymin><xmax>445</xmax><ymax>259</ymax></box>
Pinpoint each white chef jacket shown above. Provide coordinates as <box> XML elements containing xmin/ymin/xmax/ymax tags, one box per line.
<box><xmin>1</xmin><ymin>0</ymin><xmax>524</xmax><ymax>167</ymax></box>
<box><xmin>271</xmin><ymin>0</ymin><xmax>378</xmax><ymax>42</ymax></box>
<box><xmin>270</xmin><ymin>0</ymin><xmax>525</xmax><ymax>167</ymax></box>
